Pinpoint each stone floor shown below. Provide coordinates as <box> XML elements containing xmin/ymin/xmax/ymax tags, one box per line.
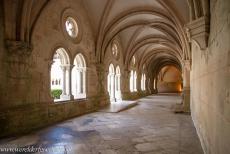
<box><xmin>98</xmin><ymin>100</ymin><xmax>138</xmax><ymax>113</ymax></box>
<box><xmin>0</xmin><ymin>94</ymin><xmax>203</xmax><ymax>154</ymax></box>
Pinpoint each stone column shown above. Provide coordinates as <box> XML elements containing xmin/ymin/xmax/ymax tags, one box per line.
<box><xmin>83</xmin><ymin>68</ymin><xmax>86</xmax><ymax>94</ymax></box>
<box><xmin>137</xmin><ymin>73</ymin><xmax>142</xmax><ymax>97</ymax></box>
<box><xmin>149</xmin><ymin>77</ymin><xmax>156</xmax><ymax>94</ymax></box>
<box><xmin>109</xmin><ymin>73</ymin><xmax>115</xmax><ymax>102</ymax></box>
<box><xmin>60</xmin><ymin>65</ymin><xmax>67</xmax><ymax>98</ymax></box>
<box><xmin>154</xmin><ymin>78</ymin><xmax>157</xmax><ymax>93</ymax></box>
<box><xmin>137</xmin><ymin>73</ymin><xmax>141</xmax><ymax>92</ymax></box>
<box><xmin>66</xmin><ymin>65</ymin><xmax>74</xmax><ymax>100</ymax></box>
<box><xmin>121</xmin><ymin>69</ymin><xmax>131</xmax><ymax>100</ymax></box>
<box><xmin>182</xmin><ymin>60</ymin><xmax>191</xmax><ymax>112</ymax></box>
<box><xmin>95</xmin><ymin>63</ymin><xmax>110</xmax><ymax>106</ymax></box>
<box><xmin>5</xmin><ymin>40</ymin><xmax>33</xmax><ymax>107</ymax></box>
<box><xmin>48</xmin><ymin>61</ymin><xmax>55</xmax><ymax>102</ymax></box>
<box><xmin>115</xmin><ymin>73</ymin><xmax>122</xmax><ymax>101</ymax></box>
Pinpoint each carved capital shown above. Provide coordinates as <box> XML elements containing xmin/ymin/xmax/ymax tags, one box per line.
<box><xmin>186</xmin><ymin>16</ymin><xmax>210</xmax><ymax>50</ymax></box>
<box><xmin>5</xmin><ymin>40</ymin><xmax>33</xmax><ymax>79</ymax></box>
<box><xmin>65</xmin><ymin>65</ymin><xmax>74</xmax><ymax>71</ymax></box>
<box><xmin>5</xmin><ymin>40</ymin><xmax>33</xmax><ymax>56</ymax></box>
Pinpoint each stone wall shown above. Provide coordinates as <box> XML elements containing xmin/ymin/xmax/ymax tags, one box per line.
<box><xmin>191</xmin><ymin>0</ymin><xmax>230</xmax><ymax>153</ymax></box>
<box><xmin>0</xmin><ymin>0</ymin><xmax>109</xmax><ymax>138</ymax></box>
<box><xmin>157</xmin><ymin>82</ymin><xmax>181</xmax><ymax>93</ymax></box>
<box><xmin>0</xmin><ymin>1</ymin><xmax>6</xmax><ymax>108</ymax></box>
<box><xmin>157</xmin><ymin>66</ymin><xmax>182</xmax><ymax>93</ymax></box>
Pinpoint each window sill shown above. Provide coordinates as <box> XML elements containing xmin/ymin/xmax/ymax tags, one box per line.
<box><xmin>53</xmin><ymin>98</ymin><xmax>88</xmax><ymax>104</ymax></box>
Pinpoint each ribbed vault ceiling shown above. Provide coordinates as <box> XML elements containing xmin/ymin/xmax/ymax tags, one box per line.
<box><xmin>83</xmin><ymin>0</ymin><xmax>191</xmax><ymax>74</ymax></box>
<box><xmin>4</xmin><ymin>0</ymin><xmax>208</xmax><ymax>76</ymax></box>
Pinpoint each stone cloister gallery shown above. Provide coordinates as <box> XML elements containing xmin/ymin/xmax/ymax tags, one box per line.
<box><xmin>0</xmin><ymin>0</ymin><xmax>229</xmax><ymax>154</ymax></box>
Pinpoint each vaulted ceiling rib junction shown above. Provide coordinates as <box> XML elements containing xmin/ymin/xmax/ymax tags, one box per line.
<box><xmin>82</xmin><ymin>0</ymin><xmax>197</xmax><ymax>76</ymax></box>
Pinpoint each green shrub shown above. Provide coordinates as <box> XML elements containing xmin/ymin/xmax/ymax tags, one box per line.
<box><xmin>51</xmin><ymin>89</ymin><xmax>62</xmax><ymax>99</ymax></box>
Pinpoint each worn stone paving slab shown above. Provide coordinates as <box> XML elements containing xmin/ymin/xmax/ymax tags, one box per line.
<box><xmin>0</xmin><ymin>94</ymin><xmax>203</xmax><ymax>154</ymax></box>
<box><xmin>97</xmin><ymin>101</ymin><xmax>138</xmax><ymax>113</ymax></box>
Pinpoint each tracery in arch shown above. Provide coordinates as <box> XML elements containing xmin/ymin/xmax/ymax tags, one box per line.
<box><xmin>50</xmin><ymin>48</ymin><xmax>71</xmax><ymax>101</ymax></box>
<box><xmin>72</xmin><ymin>53</ymin><xmax>87</xmax><ymax>99</ymax></box>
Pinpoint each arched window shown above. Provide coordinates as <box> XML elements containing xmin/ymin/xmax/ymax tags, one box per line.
<box><xmin>72</xmin><ymin>53</ymin><xmax>86</xmax><ymax>99</ymax></box>
<box><xmin>130</xmin><ymin>70</ymin><xmax>134</xmax><ymax>92</ymax></box>
<box><xmin>134</xmin><ymin>71</ymin><xmax>137</xmax><ymax>91</ymax></box>
<box><xmin>130</xmin><ymin>70</ymin><xmax>137</xmax><ymax>92</ymax></box>
<box><xmin>141</xmin><ymin>74</ymin><xmax>146</xmax><ymax>91</ymax></box>
<box><xmin>144</xmin><ymin>74</ymin><xmax>146</xmax><ymax>90</ymax></box>
<box><xmin>50</xmin><ymin>48</ymin><xmax>70</xmax><ymax>101</ymax></box>
<box><xmin>115</xmin><ymin>66</ymin><xmax>121</xmax><ymax>101</ymax></box>
<box><xmin>65</xmin><ymin>17</ymin><xmax>79</xmax><ymax>38</ymax></box>
<box><xmin>108</xmin><ymin>64</ymin><xmax>115</xmax><ymax>101</ymax></box>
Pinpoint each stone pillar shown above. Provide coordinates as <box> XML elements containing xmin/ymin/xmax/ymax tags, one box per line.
<box><xmin>96</xmin><ymin>64</ymin><xmax>106</xmax><ymax>94</ymax></box>
<box><xmin>137</xmin><ymin>73</ymin><xmax>142</xmax><ymax>92</ymax></box>
<box><xmin>60</xmin><ymin>65</ymin><xmax>67</xmax><ymax>96</ymax></box>
<box><xmin>149</xmin><ymin>77</ymin><xmax>156</xmax><ymax>94</ymax></box>
<box><xmin>137</xmin><ymin>73</ymin><xmax>142</xmax><ymax>97</ymax></box>
<box><xmin>96</xmin><ymin>63</ymin><xmax>110</xmax><ymax>106</ymax></box>
<box><xmin>115</xmin><ymin>73</ymin><xmax>122</xmax><ymax>101</ymax></box>
<box><xmin>182</xmin><ymin>60</ymin><xmax>191</xmax><ymax>112</ymax></box>
<box><xmin>153</xmin><ymin>77</ymin><xmax>158</xmax><ymax>94</ymax></box>
<box><xmin>5</xmin><ymin>40</ymin><xmax>33</xmax><ymax>107</ymax></box>
<box><xmin>110</xmin><ymin>73</ymin><xmax>115</xmax><ymax>102</ymax></box>
<box><xmin>5</xmin><ymin>40</ymin><xmax>32</xmax><ymax>79</ymax></box>
<box><xmin>121</xmin><ymin>69</ymin><xmax>131</xmax><ymax>100</ymax></box>
<box><xmin>83</xmin><ymin>68</ymin><xmax>86</xmax><ymax>94</ymax></box>
<box><xmin>66</xmin><ymin>65</ymin><xmax>74</xmax><ymax>100</ymax></box>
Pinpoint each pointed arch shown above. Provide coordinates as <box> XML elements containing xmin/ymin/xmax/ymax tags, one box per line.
<box><xmin>72</xmin><ymin>53</ymin><xmax>87</xmax><ymax>99</ymax></box>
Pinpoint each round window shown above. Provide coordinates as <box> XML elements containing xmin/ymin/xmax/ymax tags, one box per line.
<box><xmin>65</xmin><ymin>17</ymin><xmax>79</xmax><ymax>38</ymax></box>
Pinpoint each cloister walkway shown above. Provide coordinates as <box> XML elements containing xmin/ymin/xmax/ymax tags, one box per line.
<box><xmin>0</xmin><ymin>94</ymin><xmax>203</xmax><ymax>154</ymax></box>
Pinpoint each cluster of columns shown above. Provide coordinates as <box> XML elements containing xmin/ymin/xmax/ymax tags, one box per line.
<box><xmin>72</xmin><ymin>67</ymin><xmax>86</xmax><ymax>98</ymax></box>
<box><xmin>60</xmin><ymin>65</ymin><xmax>74</xmax><ymax>100</ymax></box>
<box><xmin>107</xmin><ymin>67</ymin><xmax>121</xmax><ymax>102</ymax></box>
<box><xmin>59</xmin><ymin>65</ymin><xmax>87</xmax><ymax>100</ymax></box>
<box><xmin>130</xmin><ymin>70</ymin><xmax>137</xmax><ymax>92</ymax></box>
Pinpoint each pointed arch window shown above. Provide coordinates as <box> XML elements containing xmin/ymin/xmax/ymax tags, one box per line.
<box><xmin>130</xmin><ymin>70</ymin><xmax>134</xmax><ymax>92</ymax></box>
<box><xmin>130</xmin><ymin>70</ymin><xmax>137</xmax><ymax>92</ymax></box>
<box><xmin>50</xmin><ymin>48</ymin><xmax>71</xmax><ymax>101</ymax></box>
<box><xmin>72</xmin><ymin>53</ymin><xmax>86</xmax><ymax>99</ymax></box>
<box><xmin>115</xmin><ymin>66</ymin><xmax>121</xmax><ymax>101</ymax></box>
<box><xmin>141</xmin><ymin>74</ymin><xmax>146</xmax><ymax>91</ymax></box>
<box><xmin>108</xmin><ymin>64</ymin><xmax>115</xmax><ymax>101</ymax></box>
<box><xmin>134</xmin><ymin>71</ymin><xmax>137</xmax><ymax>91</ymax></box>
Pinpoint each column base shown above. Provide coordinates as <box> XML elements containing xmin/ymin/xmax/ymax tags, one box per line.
<box><xmin>172</xmin><ymin>88</ymin><xmax>190</xmax><ymax>113</ymax></box>
<box><xmin>122</xmin><ymin>92</ymin><xmax>140</xmax><ymax>100</ymax></box>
